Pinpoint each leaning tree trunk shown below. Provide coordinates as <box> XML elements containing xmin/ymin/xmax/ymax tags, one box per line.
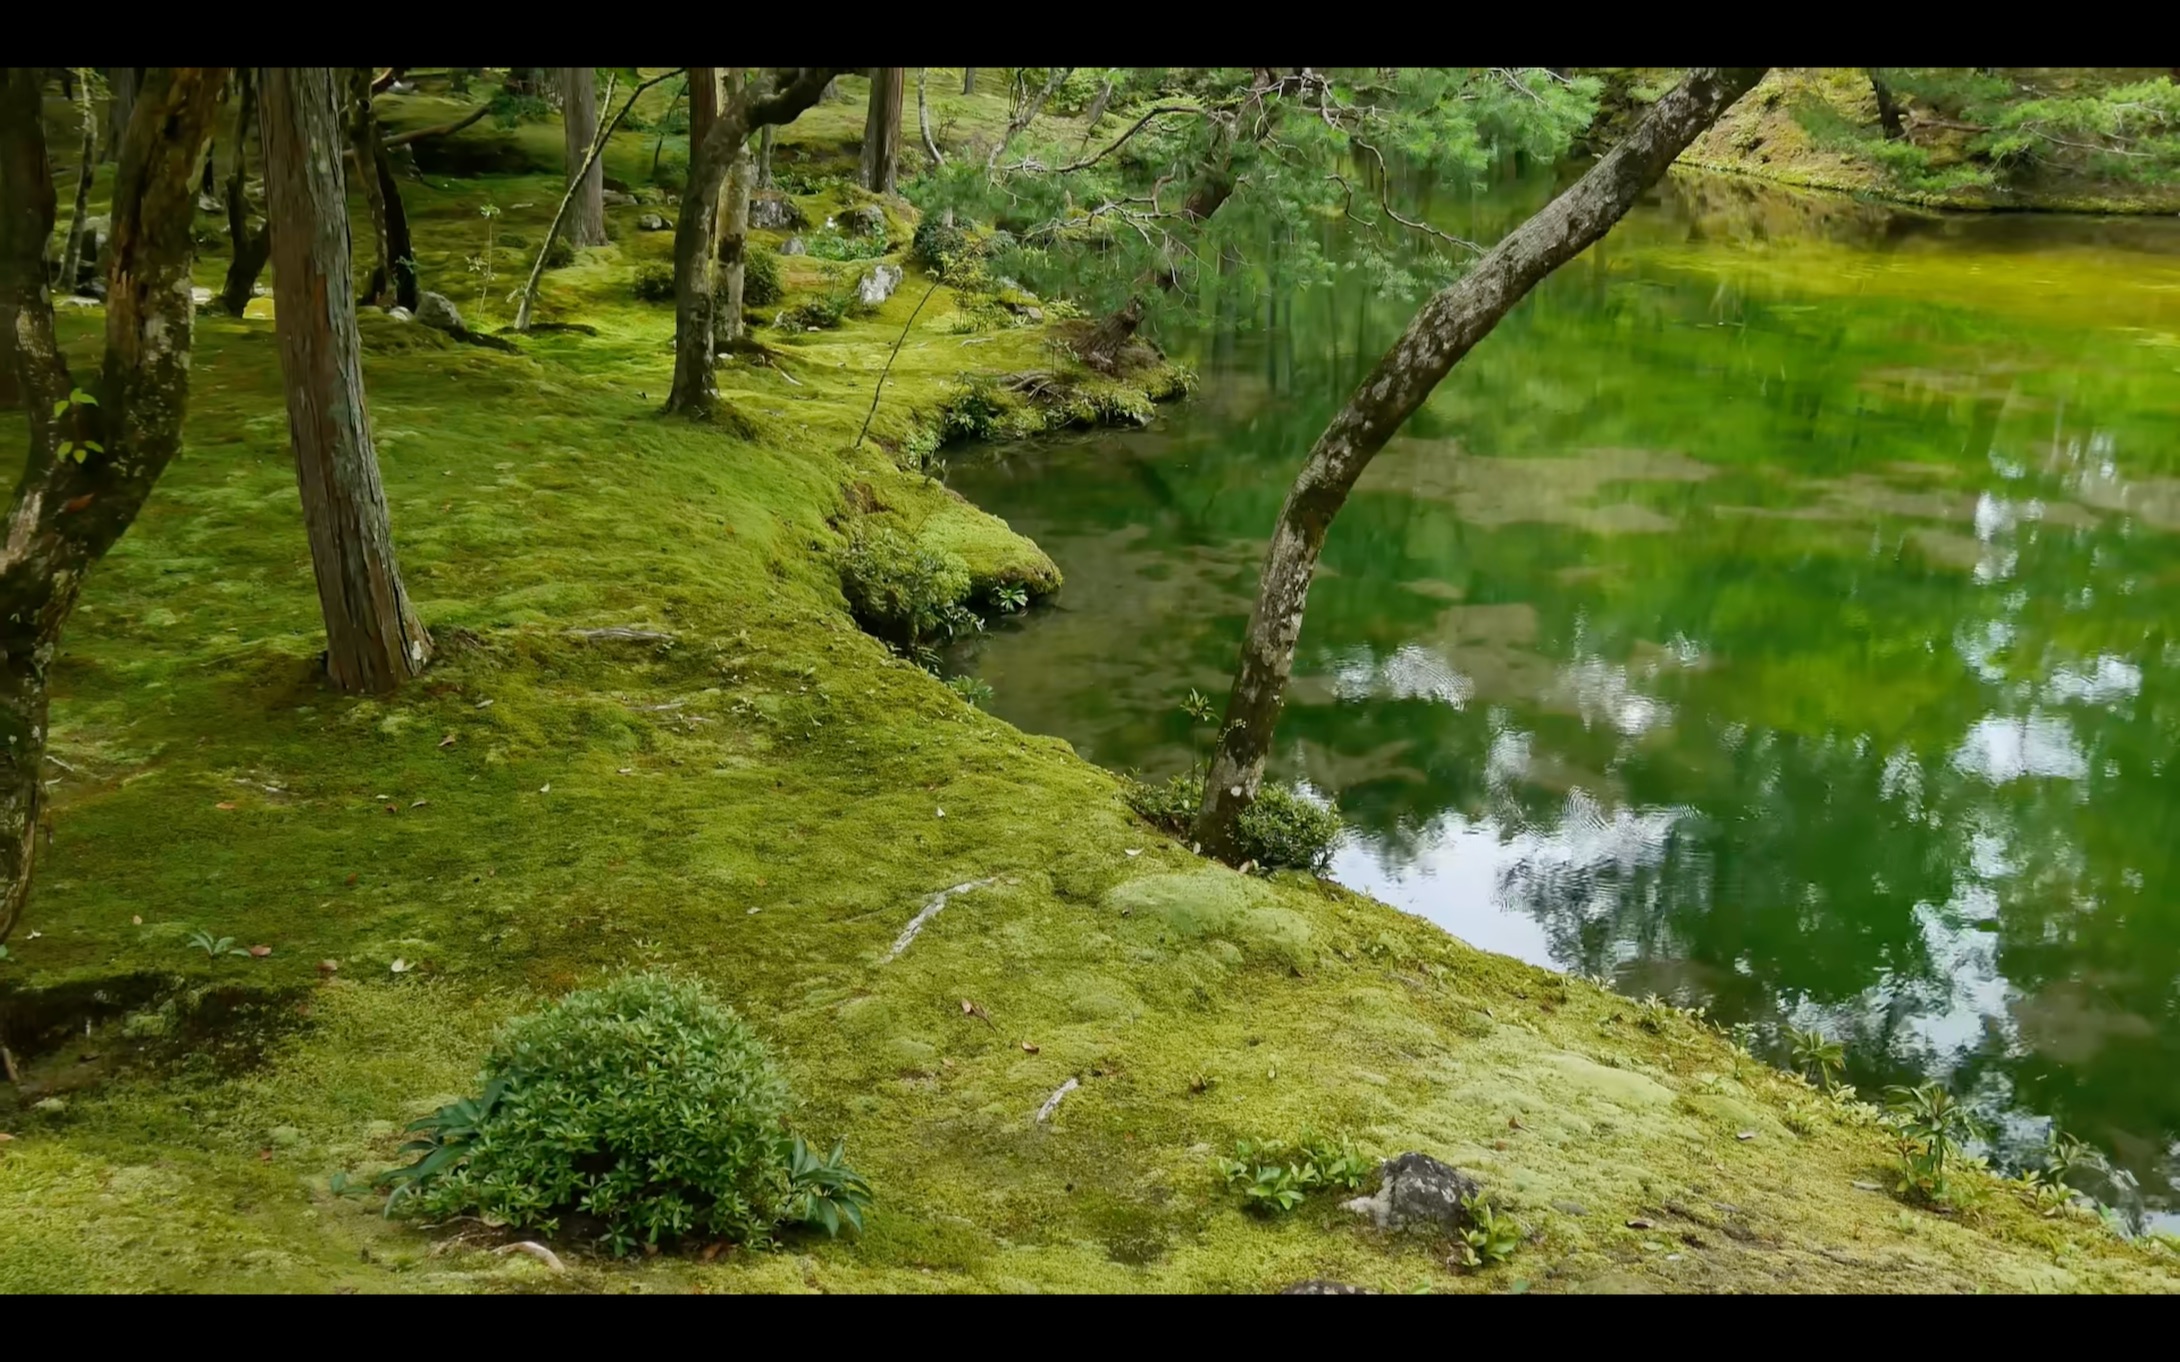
<box><xmin>1080</xmin><ymin>164</ymin><xmax>1238</xmax><ymax>373</ymax></box>
<box><xmin>370</xmin><ymin>116</ymin><xmax>419</xmax><ymax>311</ymax></box>
<box><xmin>258</xmin><ymin>67</ymin><xmax>432</xmax><ymax>696</ymax></box>
<box><xmin>667</xmin><ymin>68</ymin><xmax>844</xmax><ymax>417</ymax></box>
<box><xmin>347</xmin><ymin>67</ymin><xmax>397</xmax><ymax>308</ymax></box>
<box><xmin>716</xmin><ymin>72</ymin><xmax>753</xmax><ymax>348</ymax></box>
<box><xmin>219</xmin><ymin>68</ymin><xmax>271</xmax><ymax>315</ymax></box>
<box><xmin>1191</xmin><ymin>67</ymin><xmax>1770</xmax><ymax>863</ymax></box>
<box><xmin>1867</xmin><ymin>68</ymin><xmax>1906</xmax><ymax>140</ymax></box>
<box><xmin>57</xmin><ymin>71</ymin><xmax>96</xmax><ymax>294</ymax></box>
<box><xmin>560</xmin><ymin>67</ymin><xmax>606</xmax><ymax>246</ymax></box>
<box><xmin>860</xmin><ymin>67</ymin><xmax>904</xmax><ymax>194</ymax></box>
<box><xmin>0</xmin><ymin>67</ymin><xmax>228</xmax><ymax>945</ymax></box>
<box><xmin>103</xmin><ymin>66</ymin><xmax>140</xmax><ymax>162</ymax></box>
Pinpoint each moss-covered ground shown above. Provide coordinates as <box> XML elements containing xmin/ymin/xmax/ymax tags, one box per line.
<box><xmin>3</xmin><ymin>73</ymin><xmax>2175</xmax><ymax>1294</ymax></box>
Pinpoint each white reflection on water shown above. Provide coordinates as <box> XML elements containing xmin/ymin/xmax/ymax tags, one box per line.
<box><xmin>1950</xmin><ymin>710</ymin><xmax>2089</xmax><ymax>784</ymax></box>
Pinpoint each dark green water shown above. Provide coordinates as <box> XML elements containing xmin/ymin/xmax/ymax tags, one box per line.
<box><xmin>946</xmin><ymin>172</ymin><xmax>2180</xmax><ymax>1227</ymax></box>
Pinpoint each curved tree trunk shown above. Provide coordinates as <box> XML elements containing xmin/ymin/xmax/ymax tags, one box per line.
<box><xmin>667</xmin><ymin>68</ymin><xmax>843</xmax><ymax>417</ymax></box>
<box><xmin>1190</xmin><ymin>67</ymin><xmax>1770</xmax><ymax>862</ymax></box>
<box><xmin>0</xmin><ymin>67</ymin><xmax>228</xmax><ymax>944</ymax></box>
<box><xmin>917</xmin><ymin>68</ymin><xmax>943</xmax><ymax>167</ymax></box>
<box><xmin>716</xmin><ymin>72</ymin><xmax>752</xmax><ymax>348</ymax></box>
<box><xmin>860</xmin><ymin>67</ymin><xmax>904</xmax><ymax>194</ymax></box>
<box><xmin>560</xmin><ymin>67</ymin><xmax>606</xmax><ymax>246</ymax></box>
<box><xmin>219</xmin><ymin>68</ymin><xmax>271</xmax><ymax>315</ymax></box>
<box><xmin>57</xmin><ymin>71</ymin><xmax>96</xmax><ymax>294</ymax></box>
<box><xmin>259</xmin><ymin>66</ymin><xmax>432</xmax><ymax>696</ymax></box>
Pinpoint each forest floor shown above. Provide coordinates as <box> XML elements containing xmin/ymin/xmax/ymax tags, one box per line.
<box><xmin>2</xmin><ymin>72</ymin><xmax>2176</xmax><ymax>1294</ymax></box>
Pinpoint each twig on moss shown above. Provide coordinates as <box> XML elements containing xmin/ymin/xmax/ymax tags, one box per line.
<box><xmin>854</xmin><ymin>278</ymin><xmax>945</xmax><ymax>450</ymax></box>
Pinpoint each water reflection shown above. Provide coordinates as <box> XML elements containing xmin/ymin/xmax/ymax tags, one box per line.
<box><xmin>946</xmin><ymin>171</ymin><xmax>2180</xmax><ymax>1226</ymax></box>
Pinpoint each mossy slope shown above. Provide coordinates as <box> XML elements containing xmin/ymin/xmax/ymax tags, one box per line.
<box><xmin>2</xmin><ymin>80</ymin><xmax>2174</xmax><ymax>1297</ymax></box>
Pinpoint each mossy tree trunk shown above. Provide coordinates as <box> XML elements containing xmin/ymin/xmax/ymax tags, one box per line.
<box><xmin>220</xmin><ymin>68</ymin><xmax>272</xmax><ymax>316</ymax></box>
<box><xmin>716</xmin><ymin>71</ymin><xmax>753</xmax><ymax>348</ymax></box>
<box><xmin>860</xmin><ymin>68</ymin><xmax>904</xmax><ymax>194</ymax></box>
<box><xmin>667</xmin><ymin>68</ymin><xmax>846</xmax><ymax>418</ymax></box>
<box><xmin>1080</xmin><ymin>162</ymin><xmax>1238</xmax><ymax>373</ymax></box>
<box><xmin>258</xmin><ymin>67</ymin><xmax>432</xmax><ymax>696</ymax></box>
<box><xmin>560</xmin><ymin>67</ymin><xmax>606</xmax><ymax>246</ymax></box>
<box><xmin>688</xmin><ymin>67</ymin><xmax>723</xmax><ymax>260</ymax></box>
<box><xmin>0</xmin><ymin>67</ymin><xmax>228</xmax><ymax>945</ymax></box>
<box><xmin>1190</xmin><ymin>67</ymin><xmax>1771</xmax><ymax>863</ymax></box>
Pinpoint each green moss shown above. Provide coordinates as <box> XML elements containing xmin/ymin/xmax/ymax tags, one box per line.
<box><xmin>2</xmin><ymin>75</ymin><xmax>2173</xmax><ymax>1296</ymax></box>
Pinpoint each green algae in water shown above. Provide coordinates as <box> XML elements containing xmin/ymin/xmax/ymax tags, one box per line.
<box><xmin>945</xmin><ymin>172</ymin><xmax>2180</xmax><ymax>1230</ymax></box>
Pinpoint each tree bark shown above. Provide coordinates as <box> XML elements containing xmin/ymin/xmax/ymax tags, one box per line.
<box><xmin>1080</xmin><ymin>158</ymin><xmax>1239</xmax><ymax>372</ymax></box>
<box><xmin>103</xmin><ymin>66</ymin><xmax>140</xmax><ymax>162</ymax></box>
<box><xmin>220</xmin><ymin>68</ymin><xmax>271</xmax><ymax>316</ymax></box>
<box><xmin>560</xmin><ymin>67</ymin><xmax>607</xmax><ymax>246</ymax></box>
<box><xmin>756</xmin><ymin>123</ymin><xmax>774</xmax><ymax>189</ymax></box>
<box><xmin>371</xmin><ymin>118</ymin><xmax>419</xmax><ymax>311</ymax></box>
<box><xmin>0</xmin><ymin>67</ymin><xmax>228</xmax><ymax>944</ymax></box>
<box><xmin>687</xmin><ymin>67</ymin><xmax>723</xmax><ymax>260</ymax></box>
<box><xmin>58</xmin><ymin>71</ymin><xmax>96</xmax><ymax>294</ymax></box>
<box><xmin>917</xmin><ymin>68</ymin><xmax>943</xmax><ymax>167</ymax></box>
<box><xmin>258</xmin><ymin>67</ymin><xmax>432</xmax><ymax>696</ymax></box>
<box><xmin>347</xmin><ymin>67</ymin><xmax>396</xmax><ymax>308</ymax></box>
<box><xmin>667</xmin><ymin>68</ymin><xmax>845</xmax><ymax>417</ymax></box>
<box><xmin>1190</xmin><ymin>67</ymin><xmax>1769</xmax><ymax>863</ymax></box>
<box><xmin>1867</xmin><ymin>68</ymin><xmax>1906</xmax><ymax>141</ymax></box>
<box><xmin>716</xmin><ymin>71</ymin><xmax>752</xmax><ymax>348</ymax></box>
<box><xmin>504</xmin><ymin>68</ymin><xmax>545</xmax><ymax>98</ymax></box>
<box><xmin>860</xmin><ymin>67</ymin><xmax>904</xmax><ymax>194</ymax></box>
<box><xmin>962</xmin><ymin>68</ymin><xmax>976</xmax><ymax>96</ymax></box>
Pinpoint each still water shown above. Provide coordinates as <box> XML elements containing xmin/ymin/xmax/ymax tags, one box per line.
<box><xmin>946</xmin><ymin>173</ymin><xmax>2180</xmax><ymax>1226</ymax></box>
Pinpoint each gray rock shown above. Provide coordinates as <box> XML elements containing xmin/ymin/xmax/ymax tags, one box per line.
<box><xmin>414</xmin><ymin>291</ymin><xmax>464</xmax><ymax>333</ymax></box>
<box><xmin>190</xmin><ymin>286</ymin><xmax>213</xmax><ymax>308</ymax></box>
<box><xmin>637</xmin><ymin>212</ymin><xmax>670</xmax><ymax>232</ymax></box>
<box><xmin>601</xmin><ymin>189</ymin><xmax>638</xmax><ymax>208</ymax></box>
<box><xmin>779</xmin><ymin>236</ymin><xmax>807</xmax><ymax>256</ymax></box>
<box><xmin>749</xmin><ymin>193</ymin><xmax>806</xmax><ymax>231</ymax></box>
<box><xmin>386</xmin><ymin>80</ymin><xmax>416</xmax><ymax>96</ymax></box>
<box><xmin>1019</xmin><ymin>306</ymin><xmax>1044</xmax><ymax>323</ymax></box>
<box><xmin>842</xmin><ymin>203</ymin><xmax>886</xmax><ymax>236</ymax></box>
<box><xmin>386</xmin><ymin>306</ymin><xmax>414</xmax><ymax>322</ymax></box>
<box><xmin>1340</xmin><ymin>1152</ymin><xmax>1482</xmax><ymax>1234</ymax></box>
<box><xmin>634</xmin><ymin>187</ymin><xmax>664</xmax><ymax>206</ymax></box>
<box><xmin>1278</xmin><ymin>1280</ymin><xmax>1373</xmax><ymax>1295</ymax></box>
<box><xmin>856</xmin><ymin>263</ymin><xmax>902</xmax><ymax>307</ymax></box>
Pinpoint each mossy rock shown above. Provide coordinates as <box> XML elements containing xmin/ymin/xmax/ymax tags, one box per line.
<box><xmin>1103</xmin><ymin>868</ymin><xmax>1315</xmax><ymax>971</ymax></box>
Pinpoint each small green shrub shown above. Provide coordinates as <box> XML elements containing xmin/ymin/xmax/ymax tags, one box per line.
<box><xmin>911</xmin><ymin>215</ymin><xmax>990</xmax><ymax>286</ymax></box>
<box><xmin>633</xmin><ymin>263</ymin><xmax>675</xmax><ymax>303</ymax></box>
<box><xmin>742</xmin><ymin>248</ymin><xmax>783</xmax><ymax>306</ymax></box>
<box><xmin>837</xmin><ymin>528</ymin><xmax>972</xmax><ymax>646</ymax></box>
<box><xmin>1883</xmin><ymin>1081</ymin><xmax>1987</xmax><ymax>1206</ymax></box>
<box><xmin>375</xmin><ymin>972</ymin><xmax>862</xmax><ymax>1256</ymax></box>
<box><xmin>1125</xmin><ymin>773</ymin><xmax>1340</xmax><ymax>871</ymax></box>
<box><xmin>1214</xmin><ymin>1133</ymin><xmax>1372</xmax><ymax>1217</ymax></box>
<box><xmin>1789</xmin><ymin>1025</ymin><xmax>1846</xmax><ymax>1091</ymax></box>
<box><xmin>946</xmin><ymin>675</ymin><xmax>994</xmax><ymax>708</ymax></box>
<box><xmin>807</xmin><ymin>230</ymin><xmax>888</xmax><ymax>262</ymax></box>
<box><xmin>779</xmin><ymin>290</ymin><xmax>853</xmax><ymax>331</ymax></box>
<box><xmin>186</xmin><ymin>928</ymin><xmax>250</xmax><ymax>959</ymax></box>
<box><xmin>1455</xmin><ymin>1195</ymin><xmax>1524</xmax><ymax>1269</ymax></box>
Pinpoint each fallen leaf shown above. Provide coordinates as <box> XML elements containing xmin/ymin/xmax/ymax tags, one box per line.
<box><xmin>745</xmin><ymin>907</ymin><xmax>760</xmax><ymax>915</ymax></box>
<box><xmin>410</xmin><ymin>799</ymin><xmax>429</xmax><ymax>809</ymax></box>
<box><xmin>539</xmin><ymin>782</ymin><xmax>551</xmax><ymax>794</ymax></box>
<box><xmin>959</xmin><ymin>1000</ymin><xmax>995</xmax><ymax>1028</ymax></box>
<box><xmin>1852</xmin><ymin>1180</ymin><xmax>1883</xmax><ymax>1192</ymax></box>
<box><xmin>438</xmin><ymin>733</ymin><xmax>457</xmax><ymax>749</ymax></box>
<box><xmin>1626</xmin><ymin>1219</ymin><xmax>1654</xmax><ymax>1230</ymax></box>
<box><xmin>935</xmin><ymin>807</ymin><xmax>944</xmax><ymax>818</ymax></box>
<box><xmin>317</xmin><ymin>960</ymin><xmax>339</xmax><ymax>975</ymax></box>
<box><xmin>1124</xmin><ymin>848</ymin><xmax>1142</xmax><ymax>857</ymax></box>
<box><xmin>1509</xmin><ymin>1116</ymin><xmax>1526</xmax><ymax>1131</ymax></box>
<box><xmin>389</xmin><ymin>958</ymin><xmax>410</xmax><ymax>974</ymax></box>
<box><xmin>1021</xmin><ymin>1041</ymin><xmax>1039</xmax><ymax>1054</ymax></box>
<box><xmin>25</xmin><ymin>930</ymin><xmax>39</xmax><ymax>940</ymax></box>
<box><xmin>475</xmin><ymin>698</ymin><xmax>493</xmax><ymax>709</ymax></box>
<box><xmin>1735</xmin><ymin>1130</ymin><xmax>1757</xmax><ymax>1141</ymax></box>
<box><xmin>247</xmin><ymin>945</ymin><xmax>272</xmax><ymax>958</ymax></box>
<box><xmin>62</xmin><ymin>492</ymin><xmax>95</xmax><ymax>513</ymax></box>
<box><xmin>345</xmin><ymin>873</ymin><xmax>358</xmax><ymax>885</ymax></box>
<box><xmin>0</xmin><ymin>1132</ymin><xmax>13</xmax><ymax>1141</ymax></box>
<box><xmin>700</xmin><ymin>1241</ymin><xmax>726</xmax><ymax>1263</ymax></box>
<box><xmin>257</xmin><ymin>1148</ymin><xmax>274</xmax><ymax>1163</ymax></box>
<box><xmin>130</xmin><ymin>915</ymin><xmax>142</xmax><ymax>926</ymax></box>
<box><xmin>216</xmin><ymin>801</ymin><xmax>238</xmax><ymax>811</ymax></box>
<box><xmin>617</xmin><ymin>768</ymin><xmax>635</xmax><ymax>776</ymax></box>
<box><xmin>384</xmin><ymin>803</ymin><xmax>398</xmax><ymax>813</ymax></box>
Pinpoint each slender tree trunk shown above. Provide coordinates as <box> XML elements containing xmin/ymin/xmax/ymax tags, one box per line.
<box><xmin>1081</xmin><ymin>78</ymin><xmax>1115</xmax><ymax>135</ymax></box>
<box><xmin>516</xmin><ymin>71</ymin><xmax>668</xmax><ymax>332</ymax></box>
<box><xmin>58</xmin><ymin>71</ymin><xmax>96</xmax><ymax>294</ymax></box>
<box><xmin>917</xmin><ymin>68</ymin><xmax>943</xmax><ymax>167</ymax></box>
<box><xmin>220</xmin><ymin>69</ymin><xmax>271</xmax><ymax>315</ymax></box>
<box><xmin>560</xmin><ymin>67</ymin><xmax>606</xmax><ymax>246</ymax></box>
<box><xmin>103</xmin><ymin>66</ymin><xmax>140</xmax><ymax>162</ymax></box>
<box><xmin>258</xmin><ymin>66</ymin><xmax>432</xmax><ymax>696</ymax></box>
<box><xmin>756</xmin><ymin>124</ymin><xmax>774</xmax><ymax>189</ymax></box>
<box><xmin>1867</xmin><ymin>68</ymin><xmax>1905</xmax><ymax>140</ymax></box>
<box><xmin>667</xmin><ymin>68</ymin><xmax>843</xmax><ymax>417</ymax></box>
<box><xmin>0</xmin><ymin>67</ymin><xmax>228</xmax><ymax>944</ymax></box>
<box><xmin>347</xmin><ymin>67</ymin><xmax>396</xmax><ymax>308</ymax></box>
<box><xmin>504</xmin><ymin>68</ymin><xmax>545</xmax><ymax>98</ymax></box>
<box><xmin>687</xmin><ymin>67</ymin><xmax>723</xmax><ymax>261</ymax></box>
<box><xmin>372</xmin><ymin>123</ymin><xmax>419</xmax><ymax>311</ymax></box>
<box><xmin>1190</xmin><ymin>68</ymin><xmax>1770</xmax><ymax>862</ymax></box>
<box><xmin>962</xmin><ymin>68</ymin><xmax>976</xmax><ymax>96</ymax></box>
<box><xmin>861</xmin><ymin>67</ymin><xmax>904</xmax><ymax>194</ymax></box>
<box><xmin>716</xmin><ymin>72</ymin><xmax>752</xmax><ymax>348</ymax></box>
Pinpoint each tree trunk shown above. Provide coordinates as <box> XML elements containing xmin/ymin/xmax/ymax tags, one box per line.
<box><xmin>504</xmin><ymin>68</ymin><xmax>545</xmax><ymax>98</ymax></box>
<box><xmin>860</xmin><ymin>67</ymin><xmax>904</xmax><ymax>194</ymax></box>
<box><xmin>687</xmin><ymin>67</ymin><xmax>723</xmax><ymax>260</ymax></box>
<box><xmin>1082</xmin><ymin>79</ymin><xmax>1115</xmax><ymax>134</ymax></box>
<box><xmin>347</xmin><ymin>67</ymin><xmax>396</xmax><ymax>308</ymax></box>
<box><xmin>917</xmin><ymin>68</ymin><xmax>943</xmax><ymax>167</ymax></box>
<box><xmin>560</xmin><ymin>67</ymin><xmax>606</xmax><ymax>246</ymax></box>
<box><xmin>103</xmin><ymin>66</ymin><xmax>140</xmax><ymax>162</ymax></box>
<box><xmin>1867</xmin><ymin>68</ymin><xmax>1906</xmax><ymax>140</ymax></box>
<box><xmin>668</xmin><ymin>68</ymin><xmax>843</xmax><ymax>417</ymax></box>
<box><xmin>1079</xmin><ymin>165</ymin><xmax>1237</xmax><ymax>372</ymax></box>
<box><xmin>823</xmin><ymin>77</ymin><xmax>841</xmax><ymax>103</ymax></box>
<box><xmin>58</xmin><ymin>72</ymin><xmax>96</xmax><ymax>294</ymax></box>
<box><xmin>220</xmin><ymin>69</ymin><xmax>271</xmax><ymax>316</ymax></box>
<box><xmin>0</xmin><ymin>67</ymin><xmax>228</xmax><ymax>944</ymax></box>
<box><xmin>258</xmin><ymin>67</ymin><xmax>432</xmax><ymax>696</ymax></box>
<box><xmin>371</xmin><ymin>120</ymin><xmax>419</xmax><ymax>311</ymax></box>
<box><xmin>962</xmin><ymin>68</ymin><xmax>976</xmax><ymax>96</ymax></box>
<box><xmin>716</xmin><ymin>72</ymin><xmax>752</xmax><ymax>348</ymax></box>
<box><xmin>756</xmin><ymin>123</ymin><xmax>774</xmax><ymax>189</ymax></box>
<box><xmin>1190</xmin><ymin>67</ymin><xmax>1769</xmax><ymax>862</ymax></box>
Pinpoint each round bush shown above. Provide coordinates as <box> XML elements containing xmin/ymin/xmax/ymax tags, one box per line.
<box><xmin>396</xmin><ymin>972</ymin><xmax>792</xmax><ymax>1254</ymax></box>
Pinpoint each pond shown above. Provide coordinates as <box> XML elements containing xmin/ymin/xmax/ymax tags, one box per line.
<box><xmin>944</xmin><ymin>170</ymin><xmax>2180</xmax><ymax>1229</ymax></box>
